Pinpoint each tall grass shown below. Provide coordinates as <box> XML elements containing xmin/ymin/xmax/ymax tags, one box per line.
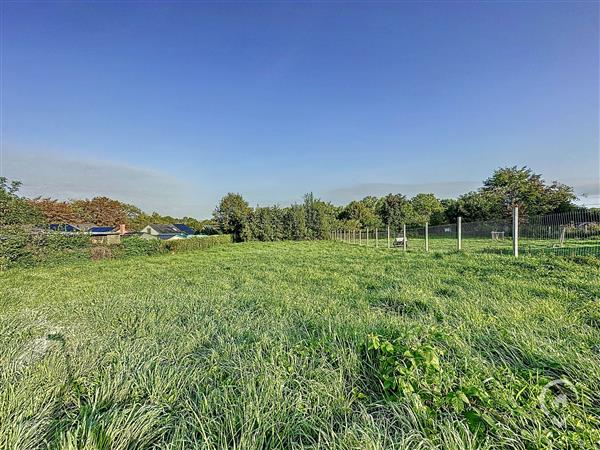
<box><xmin>0</xmin><ymin>242</ymin><xmax>598</xmax><ymax>448</ymax></box>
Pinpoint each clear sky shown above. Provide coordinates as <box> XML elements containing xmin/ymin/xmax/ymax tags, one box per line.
<box><xmin>2</xmin><ymin>1</ymin><xmax>598</xmax><ymax>217</ymax></box>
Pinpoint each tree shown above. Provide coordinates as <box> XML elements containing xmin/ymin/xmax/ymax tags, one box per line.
<box><xmin>249</xmin><ymin>206</ymin><xmax>285</xmax><ymax>241</ymax></box>
<box><xmin>70</xmin><ymin>197</ymin><xmax>133</xmax><ymax>227</ymax></box>
<box><xmin>454</xmin><ymin>191</ymin><xmax>503</xmax><ymax>222</ymax></box>
<box><xmin>283</xmin><ymin>204</ymin><xmax>307</xmax><ymax>240</ymax></box>
<box><xmin>303</xmin><ymin>193</ymin><xmax>336</xmax><ymax>240</ymax></box>
<box><xmin>338</xmin><ymin>198</ymin><xmax>381</xmax><ymax>229</ymax></box>
<box><xmin>377</xmin><ymin>194</ymin><xmax>415</xmax><ymax>229</ymax></box>
<box><xmin>29</xmin><ymin>198</ymin><xmax>81</xmax><ymax>223</ymax></box>
<box><xmin>410</xmin><ymin>193</ymin><xmax>444</xmax><ymax>225</ymax></box>
<box><xmin>0</xmin><ymin>178</ymin><xmax>43</xmax><ymax>226</ymax></box>
<box><xmin>481</xmin><ymin>166</ymin><xmax>576</xmax><ymax>216</ymax></box>
<box><xmin>213</xmin><ymin>193</ymin><xmax>252</xmax><ymax>242</ymax></box>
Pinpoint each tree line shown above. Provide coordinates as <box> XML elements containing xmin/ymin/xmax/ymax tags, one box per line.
<box><xmin>1</xmin><ymin>167</ymin><xmax>587</xmax><ymax>240</ymax></box>
<box><xmin>0</xmin><ymin>179</ymin><xmax>214</xmax><ymax>233</ymax></box>
<box><xmin>214</xmin><ymin>167</ymin><xmax>581</xmax><ymax>242</ymax></box>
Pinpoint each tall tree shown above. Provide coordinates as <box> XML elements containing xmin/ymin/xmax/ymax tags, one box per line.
<box><xmin>283</xmin><ymin>204</ymin><xmax>307</xmax><ymax>240</ymax></box>
<box><xmin>338</xmin><ymin>199</ymin><xmax>381</xmax><ymax>229</ymax></box>
<box><xmin>377</xmin><ymin>194</ymin><xmax>414</xmax><ymax>229</ymax></box>
<box><xmin>410</xmin><ymin>193</ymin><xmax>444</xmax><ymax>225</ymax></box>
<box><xmin>29</xmin><ymin>198</ymin><xmax>80</xmax><ymax>223</ymax></box>
<box><xmin>481</xmin><ymin>166</ymin><xmax>576</xmax><ymax>216</ymax></box>
<box><xmin>71</xmin><ymin>197</ymin><xmax>132</xmax><ymax>227</ymax></box>
<box><xmin>213</xmin><ymin>193</ymin><xmax>252</xmax><ymax>242</ymax></box>
<box><xmin>303</xmin><ymin>193</ymin><xmax>336</xmax><ymax>240</ymax></box>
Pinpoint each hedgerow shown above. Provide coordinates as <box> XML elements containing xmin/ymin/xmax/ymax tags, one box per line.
<box><xmin>0</xmin><ymin>230</ymin><xmax>233</xmax><ymax>270</ymax></box>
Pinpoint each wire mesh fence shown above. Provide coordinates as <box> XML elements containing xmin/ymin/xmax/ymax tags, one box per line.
<box><xmin>330</xmin><ymin>209</ymin><xmax>600</xmax><ymax>257</ymax></box>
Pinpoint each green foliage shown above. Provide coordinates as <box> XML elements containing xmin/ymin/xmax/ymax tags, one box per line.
<box><xmin>114</xmin><ymin>237</ymin><xmax>166</xmax><ymax>258</ymax></box>
<box><xmin>248</xmin><ymin>206</ymin><xmax>285</xmax><ymax>242</ymax></box>
<box><xmin>377</xmin><ymin>193</ymin><xmax>414</xmax><ymax>228</ymax></box>
<box><xmin>213</xmin><ymin>193</ymin><xmax>252</xmax><ymax>242</ymax></box>
<box><xmin>0</xmin><ymin>178</ymin><xmax>43</xmax><ymax>226</ymax></box>
<box><xmin>303</xmin><ymin>193</ymin><xmax>336</xmax><ymax>240</ymax></box>
<box><xmin>0</xmin><ymin>227</ymin><xmax>91</xmax><ymax>270</ymax></box>
<box><xmin>366</xmin><ymin>328</ymin><xmax>445</xmax><ymax>403</ymax></box>
<box><xmin>163</xmin><ymin>234</ymin><xmax>233</xmax><ymax>252</ymax></box>
<box><xmin>410</xmin><ymin>193</ymin><xmax>444</xmax><ymax>225</ymax></box>
<box><xmin>282</xmin><ymin>204</ymin><xmax>308</xmax><ymax>240</ymax></box>
<box><xmin>482</xmin><ymin>166</ymin><xmax>576</xmax><ymax>215</ymax></box>
<box><xmin>339</xmin><ymin>199</ymin><xmax>381</xmax><ymax>229</ymax></box>
<box><xmin>111</xmin><ymin>235</ymin><xmax>233</xmax><ymax>259</ymax></box>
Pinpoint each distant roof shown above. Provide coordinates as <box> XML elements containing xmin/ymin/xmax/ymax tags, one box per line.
<box><xmin>48</xmin><ymin>224</ymin><xmax>79</xmax><ymax>232</ymax></box>
<box><xmin>174</xmin><ymin>223</ymin><xmax>195</xmax><ymax>235</ymax></box>
<box><xmin>148</xmin><ymin>224</ymin><xmax>183</xmax><ymax>234</ymax></box>
<box><xmin>89</xmin><ymin>226</ymin><xmax>116</xmax><ymax>233</ymax></box>
<box><xmin>73</xmin><ymin>223</ymin><xmax>97</xmax><ymax>232</ymax></box>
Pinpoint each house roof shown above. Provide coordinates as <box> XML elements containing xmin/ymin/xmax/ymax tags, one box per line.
<box><xmin>48</xmin><ymin>224</ymin><xmax>79</xmax><ymax>232</ymax></box>
<box><xmin>89</xmin><ymin>226</ymin><xmax>116</xmax><ymax>234</ymax></box>
<box><xmin>173</xmin><ymin>223</ymin><xmax>195</xmax><ymax>235</ymax></box>
<box><xmin>147</xmin><ymin>224</ymin><xmax>184</xmax><ymax>234</ymax></box>
<box><xmin>73</xmin><ymin>223</ymin><xmax>97</xmax><ymax>232</ymax></box>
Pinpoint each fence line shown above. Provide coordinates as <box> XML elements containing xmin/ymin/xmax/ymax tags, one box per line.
<box><xmin>330</xmin><ymin>207</ymin><xmax>600</xmax><ymax>257</ymax></box>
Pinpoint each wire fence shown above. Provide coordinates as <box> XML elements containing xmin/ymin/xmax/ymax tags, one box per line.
<box><xmin>330</xmin><ymin>209</ymin><xmax>600</xmax><ymax>257</ymax></box>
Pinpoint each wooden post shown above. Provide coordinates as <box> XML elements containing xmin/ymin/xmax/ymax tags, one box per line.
<box><xmin>457</xmin><ymin>216</ymin><xmax>462</xmax><ymax>251</ymax></box>
<box><xmin>425</xmin><ymin>222</ymin><xmax>429</xmax><ymax>252</ymax></box>
<box><xmin>375</xmin><ymin>228</ymin><xmax>378</xmax><ymax>247</ymax></box>
<box><xmin>403</xmin><ymin>224</ymin><xmax>407</xmax><ymax>251</ymax></box>
<box><xmin>387</xmin><ymin>226</ymin><xmax>390</xmax><ymax>248</ymax></box>
<box><xmin>366</xmin><ymin>227</ymin><xmax>369</xmax><ymax>247</ymax></box>
<box><xmin>513</xmin><ymin>205</ymin><xmax>519</xmax><ymax>257</ymax></box>
<box><xmin>359</xmin><ymin>230</ymin><xmax>362</xmax><ymax>245</ymax></box>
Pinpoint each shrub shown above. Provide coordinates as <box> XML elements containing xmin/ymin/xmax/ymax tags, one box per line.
<box><xmin>163</xmin><ymin>234</ymin><xmax>232</xmax><ymax>253</ymax></box>
<box><xmin>0</xmin><ymin>226</ymin><xmax>41</xmax><ymax>269</ymax></box>
<box><xmin>115</xmin><ymin>237</ymin><xmax>166</xmax><ymax>258</ymax></box>
<box><xmin>0</xmin><ymin>227</ymin><xmax>91</xmax><ymax>269</ymax></box>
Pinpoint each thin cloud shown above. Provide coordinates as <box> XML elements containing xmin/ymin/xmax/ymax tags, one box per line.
<box><xmin>4</xmin><ymin>151</ymin><xmax>210</xmax><ymax>217</ymax></box>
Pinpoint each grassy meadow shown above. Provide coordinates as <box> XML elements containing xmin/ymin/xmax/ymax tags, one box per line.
<box><xmin>0</xmin><ymin>241</ymin><xmax>599</xmax><ymax>449</ymax></box>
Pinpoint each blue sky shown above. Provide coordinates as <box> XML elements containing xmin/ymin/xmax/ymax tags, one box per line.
<box><xmin>2</xmin><ymin>1</ymin><xmax>598</xmax><ymax>217</ymax></box>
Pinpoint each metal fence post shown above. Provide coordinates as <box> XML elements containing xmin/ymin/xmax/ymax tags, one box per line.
<box><xmin>425</xmin><ymin>222</ymin><xmax>429</xmax><ymax>252</ymax></box>
<box><xmin>513</xmin><ymin>206</ymin><xmax>519</xmax><ymax>257</ymax></box>
<box><xmin>387</xmin><ymin>226</ymin><xmax>390</xmax><ymax>248</ymax></box>
<box><xmin>403</xmin><ymin>223</ymin><xmax>407</xmax><ymax>251</ymax></box>
<box><xmin>457</xmin><ymin>216</ymin><xmax>462</xmax><ymax>251</ymax></box>
<box><xmin>375</xmin><ymin>228</ymin><xmax>378</xmax><ymax>247</ymax></box>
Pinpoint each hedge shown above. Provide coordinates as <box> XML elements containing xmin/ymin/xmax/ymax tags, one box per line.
<box><xmin>163</xmin><ymin>234</ymin><xmax>233</xmax><ymax>252</ymax></box>
<box><xmin>0</xmin><ymin>229</ymin><xmax>233</xmax><ymax>270</ymax></box>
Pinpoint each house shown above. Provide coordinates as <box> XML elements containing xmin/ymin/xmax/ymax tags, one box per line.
<box><xmin>48</xmin><ymin>223</ymin><xmax>80</xmax><ymax>233</ymax></box>
<box><xmin>48</xmin><ymin>223</ymin><xmax>98</xmax><ymax>233</ymax></box>
<box><xmin>89</xmin><ymin>226</ymin><xmax>122</xmax><ymax>245</ymax></box>
<box><xmin>48</xmin><ymin>223</ymin><xmax>124</xmax><ymax>245</ymax></box>
<box><xmin>139</xmin><ymin>224</ymin><xmax>196</xmax><ymax>240</ymax></box>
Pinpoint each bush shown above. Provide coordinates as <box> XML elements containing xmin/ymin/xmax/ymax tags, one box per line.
<box><xmin>114</xmin><ymin>237</ymin><xmax>166</xmax><ymax>258</ymax></box>
<box><xmin>163</xmin><ymin>234</ymin><xmax>232</xmax><ymax>252</ymax></box>
<box><xmin>0</xmin><ymin>231</ymin><xmax>233</xmax><ymax>270</ymax></box>
<box><xmin>0</xmin><ymin>226</ymin><xmax>40</xmax><ymax>269</ymax></box>
<box><xmin>0</xmin><ymin>227</ymin><xmax>91</xmax><ymax>269</ymax></box>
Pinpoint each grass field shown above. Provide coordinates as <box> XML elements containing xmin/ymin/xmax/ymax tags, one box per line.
<box><xmin>1</xmin><ymin>242</ymin><xmax>599</xmax><ymax>449</ymax></box>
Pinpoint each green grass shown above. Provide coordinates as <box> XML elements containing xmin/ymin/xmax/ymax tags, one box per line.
<box><xmin>0</xmin><ymin>241</ymin><xmax>598</xmax><ymax>449</ymax></box>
